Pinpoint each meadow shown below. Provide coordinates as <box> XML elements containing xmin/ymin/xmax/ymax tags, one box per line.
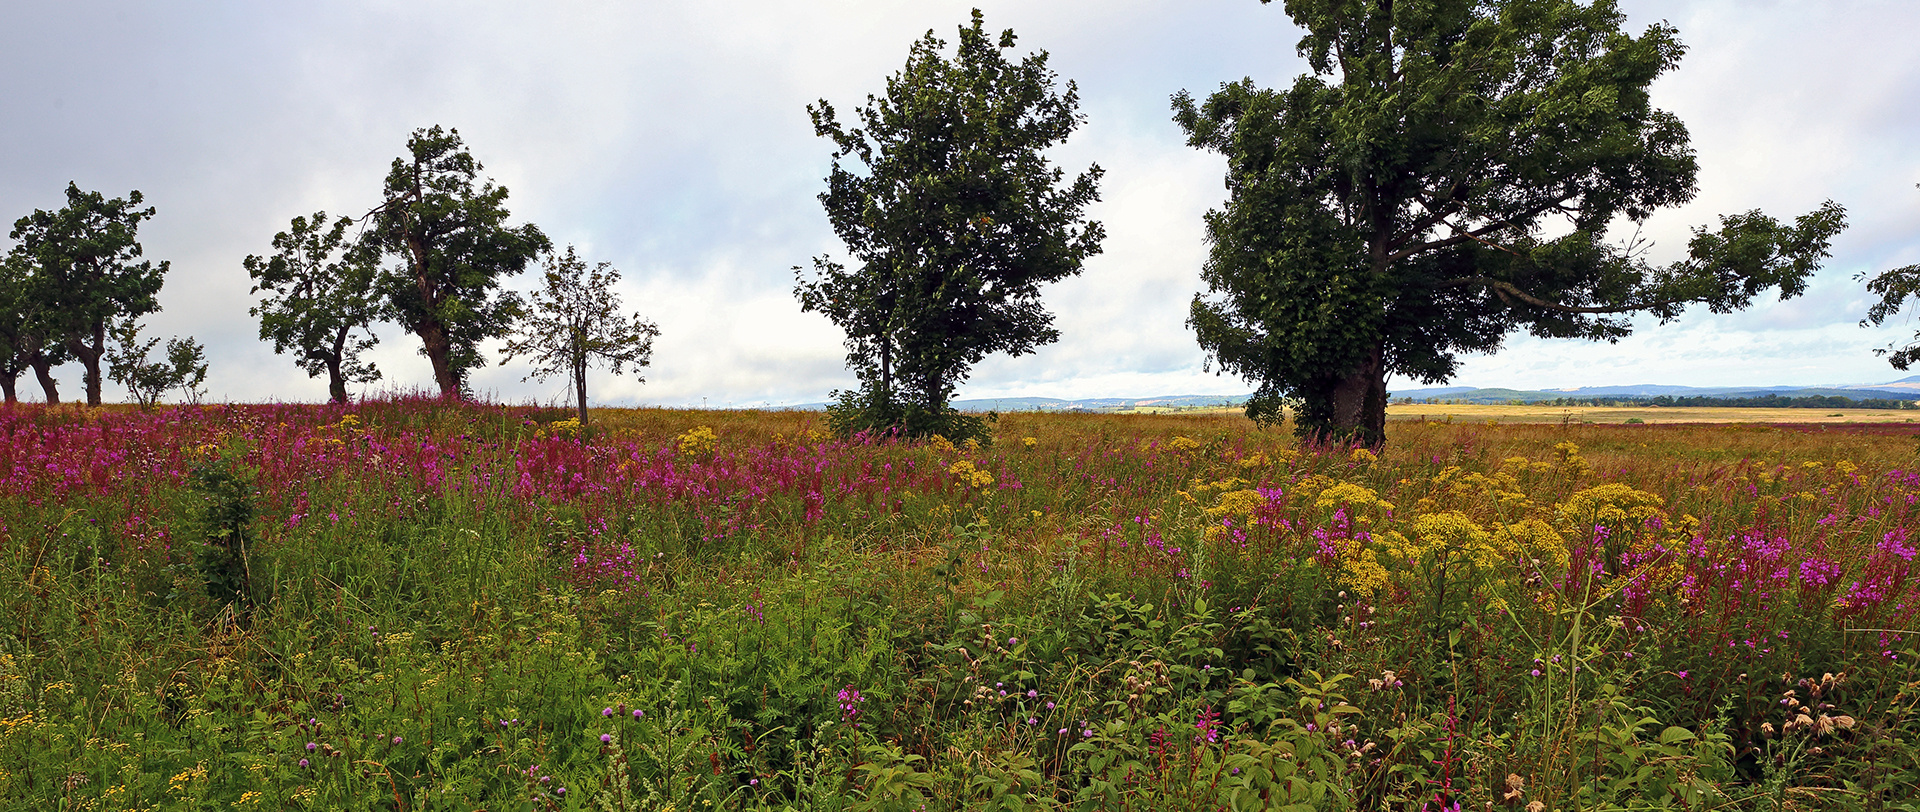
<box><xmin>2</xmin><ymin>398</ymin><xmax>1918</xmax><ymax>810</ymax></box>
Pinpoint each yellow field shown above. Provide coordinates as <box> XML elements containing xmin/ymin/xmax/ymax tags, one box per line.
<box><xmin>1386</xmin><ymin>402</ymin><xmax>1920</xmax><ymax>424</ymax></box>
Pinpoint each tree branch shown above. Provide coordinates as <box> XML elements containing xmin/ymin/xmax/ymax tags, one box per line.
<box><xmin>1449</xmin><ymin>275</ymin><xmax>1679</xmax><ymax>315</ymax></box>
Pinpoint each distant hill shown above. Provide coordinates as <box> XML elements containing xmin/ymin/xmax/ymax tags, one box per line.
<box><xmin>1392</xmin><ymin>379</ymin><xmax>1920</xmax><ymax>404</ymax></box>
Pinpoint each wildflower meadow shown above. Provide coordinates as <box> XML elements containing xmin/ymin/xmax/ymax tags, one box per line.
<box><xmin>3</xmin><ymin>398</ymin><xmax>1919</xmax><ymax>810</ymax></box>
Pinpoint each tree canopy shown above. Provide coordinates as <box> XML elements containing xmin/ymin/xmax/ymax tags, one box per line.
<box><xmin>500</xmin><ymin>246</ymin><xmax>659</xmax><ymax>435</ymax></box>
<box><xmin>368</xmin><ymin>126</ymin><xmax>549</xmax><ymax>398</ymax></box>
<box><xmin>245</xmin><ymin>211</ymin><xmax>385</xmax><ymax>403</ymax></box>
<box><xmin>7</xmin><ymin>183</ymin><xmax>170</xmax><ymax>406</ymax></box>
<box><xmin>797</xmin><ymin>9</ymin><xmax>1104</xmax><ymax>440</ymax></box>
<box><xmin>1176</xmin><ymin>0</ymin><xmax>1846</xmax><ymax>445</ymax></box>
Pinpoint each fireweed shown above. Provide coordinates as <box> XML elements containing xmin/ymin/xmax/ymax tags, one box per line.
<box><xmin>0</xmin><ymin>401</ymin><xmax>1916</xmax><ymax>808</ymax></box>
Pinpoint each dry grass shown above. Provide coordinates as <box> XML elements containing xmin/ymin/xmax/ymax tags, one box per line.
<box><xmin>1387</xmin><ymin>402</ymin><xmax>1920</xmax><ymax>425</ymax></box>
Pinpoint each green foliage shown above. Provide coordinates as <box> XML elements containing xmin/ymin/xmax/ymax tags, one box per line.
<box><xmin>104</xmin><ymin>317</ymin><xmax>207</xmax><ymax>408</ymax></box>
<box><xmin>1176</xmin><ymin>0</ymin><xmax>1845</xmax><ymax>446</ymax></box>
<box><xmin>5</xmin><ymin>182</ymin><xmax>169</xmax><ymax>406</ymax></box>
<box><xmin>188</xmin><ymin>453</ymin><xmax>258</xmax><ymax>613</ymax></box>
<box><xmin>824</xmin><ymin>386</ymin><xmax>991</xmax><ymax>446</ymax></box>
<box><xmin>500</xmin><ymin>245</ymin><xmax>659</xmax><ymax>434</ymax></box>
<box><xmin>245</xmin><ymin>211</ymin><xmax>386</xmax><ymax>403</ymax></box>
<box><xmin>369</xmin><ymin>125</ymin><xmax>551</xmax><ymax>397</ymax></box>
<box><xmin>797</xmin><ymin>9</ymin><xmax>1103</xmax><ymax>439</ymax></box>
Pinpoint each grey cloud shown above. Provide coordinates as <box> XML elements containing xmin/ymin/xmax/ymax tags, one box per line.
<box><xmin>3</xmin><ymin>1</ymin><xmax>1916</xmax><ymax>406</ymax></box>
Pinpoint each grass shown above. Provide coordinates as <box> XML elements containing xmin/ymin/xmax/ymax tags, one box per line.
<box><xmin>2</xmin><ymin>397</ymin><xmax>1918</xmax><ymax>810</ymax></box>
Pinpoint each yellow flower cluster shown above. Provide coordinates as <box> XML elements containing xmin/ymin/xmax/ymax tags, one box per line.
<box><xmin>1168</xmin><ymin>435</ymin><xmax>1206</xmax><ymax>452</ymax></box>
<box><xmin>1557</xmin><ymin>483</ymin><xmax>1666</xmax><ymax>532</ymax></box>
<box><xmin>676</xmin><ymin>425</ymin><xmax>717</xmax><ymax>457</ymax></box>
<box><xmin>1554</xmin><ymin>441</ymin><xmax>1591</xmax><ymax>477</ymax></box>
<box><xmin>948</xmin><ymin>459</ymin><xmax>996</xmax><ymax>490</ymax></box>
<box><xmin>1206</xmin><ymin>488</ymin><xmax>1270</xmax><ymax>521</ymax></box>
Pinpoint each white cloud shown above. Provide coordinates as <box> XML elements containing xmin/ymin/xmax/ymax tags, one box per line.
<box><xmin>3</xmin><ymin>1</ymin><xmax>1917</xmax><ymax>405</ymax></box>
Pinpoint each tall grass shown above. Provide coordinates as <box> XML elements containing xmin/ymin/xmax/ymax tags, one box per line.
<box><xmin>1</xmin><ymin>398</ymin><xmax>1916</xmax><ymax>809</ymax></box>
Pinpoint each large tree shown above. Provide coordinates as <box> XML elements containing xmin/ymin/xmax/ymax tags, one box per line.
<box><xmin>500</xmin><ymin>246</ymin><xmax>659</xmax><ymax>436</ymax></box>
<box><xmin>7</xmin><ymin>184</ymin><xmax>169</xmax><ymax>406</ymax></box>
<box><xmin>796</xmin><ymin>9</ymin><xmax>1104</xmax><ymax>440</ymax></box>
<box><xmin>368</xmin><ymin>126</ymin><xmax>549</xmax><ymax>397</ymax></box>
<box><xmin>245</xmin><ymin>212</ymin><xmax>385</xmax><ymax>403</ymax></box>
<box><xmin>1176</xmin><ymin>0</ymin><xmax>1845</xmax><ymax>445</ymax></box>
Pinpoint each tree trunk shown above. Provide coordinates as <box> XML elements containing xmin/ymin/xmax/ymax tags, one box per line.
<box><xmin>575</xmin><ymin>360</ymin><xmax>590</xmax><ymax>438</ymax></box>
<box><xmin>420</xmin><ymin>322</ymin><xmax>458</xmax><ymax>398</ymax></box>
<box><xmin>326</xmin><ymin>325</ymin><xmax>350</xmax><ymax>404</ymax></box>
<box><xmin>877</xmin><ymin>336</ymin><xmax>892</xmax><ymax>405</ymax></box>
<box><xmin>405</xmin><ymin>218</ymin><xmax>459</xmax><ymax>398</ymax></box>
<box><xmin>68</xmin><ymin>322</ymin><xmax>105</xmax><ymax>406</ymax></box>
<box><xmin>326</xmin><ymin>358</ymin><xmax>347</xmax><ymax>404</ymax></box>
<box><xmin>30</xmin><ymin>353</ymin><xmax>59</xmax><ymax>405</ymax></box>
<box><xmin>1324</xmin><ymin>344</ymin><xmax>1388</xmax><ymax>447</ymax></box>
<box><xmin>0</xmin><ymin>373</ymin><xmax>15</xmax><ymax>405</ymax></box>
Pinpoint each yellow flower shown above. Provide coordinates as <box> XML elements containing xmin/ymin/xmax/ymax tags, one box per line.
<box><xmin>1021</xmin><ymin>436</ymin><xmax>1038</xmax><ymax>449</ymax></box>
<box><xmin>947</xmin><ymin>460</ymin><xmax>995</xmax><ymax>489</ymax></box>
<box><xmin>676</xmin><ymin>425</ymin><xmax>717</xmax><ymax>457</ymax></box>
<box><xmin>1315</xmin><ymin>482</ymin><xmax>1394</xmax><ymax>513</ymax></box>
<box><xmin>1557</xmin><ymin>483</ymin><xmax>1665</xmax><ymax>532</ymax></box>
<box><xmin>1168</xmin><ymin>435</ymin><xmax>1205</xmax><ymax>452</ymax></box>
<box><xmin>1554</xmin><ymin>441</ymin><xmax>1591</xmax><ymax>477</ymax></box>
<box><xmin>1206</xmin><ymin>488</ymin><xmax>1270</xmax><ymax>520</ymax></box>
<box><xmin>1350</xmin><ymin>447</ymin><xmax>1378</xmax><ymax>465</ymax></box>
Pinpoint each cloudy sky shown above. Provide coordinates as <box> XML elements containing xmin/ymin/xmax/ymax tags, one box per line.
<box><xmin>4</xmin><ymin>0</ymin><xmax>1917</xmax><ymax>407</ymax></box>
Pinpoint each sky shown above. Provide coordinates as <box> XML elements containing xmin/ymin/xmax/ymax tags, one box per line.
<box><xmin>3</xmin><ymin>0</ymin><xmax>1917</xmax><ymax>407</ymax></box>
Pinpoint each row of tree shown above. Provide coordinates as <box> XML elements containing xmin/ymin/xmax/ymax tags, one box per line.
<box><xmin>1</xmin><ymin>127</ymin><xmax>658</xmax><ymax>431</ymax></box>
<box><xmin>243</xmin><ymin>124</ymin><xmax>659</xmax><ymax>432</ymax></box>
<box><xmin>1</xmin><ymin>185</ymin><xmax>206</xmax><ymax>407</ymax></box>
<box><xmin>7</xmin><ymin>2</ymin><xmax>1917</xmax><ymax>447</ymax></box>
<box><xmin>792</xmin><ymin>2</ymin><xmax>1917</xmax><ymax>446</ymax></box>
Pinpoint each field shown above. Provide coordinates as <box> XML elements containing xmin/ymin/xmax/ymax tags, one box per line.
<box><xmin>3</xmin><ymin>399</ymin><xmax>1919</xmax><ymax>810</ymax></box>
<box><xmin>1388</xmin><ymin>403</ymin><xmax>1920</xmax><ymax>425</ymax></box>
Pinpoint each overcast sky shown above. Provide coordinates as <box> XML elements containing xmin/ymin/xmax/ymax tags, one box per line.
<box><xmin>4</xmin><ymin>0</ymin><xmax>1917</xmax><ymax>407</ymax></box>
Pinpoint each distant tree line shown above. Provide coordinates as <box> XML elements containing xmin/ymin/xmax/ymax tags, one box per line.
<box><xmin>1411</xmin><ymin>394</ymin><xmax>1918</xmax><ymax>410</ymax></box>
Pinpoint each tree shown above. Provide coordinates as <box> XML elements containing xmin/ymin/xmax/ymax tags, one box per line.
<box><xmin>796</xmin><ymin>9</ymin><xmax>1104</xmax><ymax>440</ymax></box>
<box><xmin>105</xmin><ymin>318</ymin><xmax>207</xmax><ymax>408</ymax></box>
<box><xmin>245</xmin><ymin>212</ymin><xmax>385</xmax><ymax>403</ymax></box>
<box><xmin>8</xmin><ymin>183</ymin><xmax>169</xmax><ymax>406</ymax></box>
<box><xmin>367</xmin><ymin>126</ymin><xmax>549</xmax><ymax>397</ymax></box>
<box><xmin>500</xmin><ymin>246</ymin><xmax>659</xmax><ymax>436</ymax></box>
<box><xmin>1862</xmin><ymin>186</ymin><xmax>1920</xmax><ymax>370</ymax></box>
<box><xmin>0</xmin><ymin>253</ymin><xmax>61</xmax><ymax>405</ymax></box>
<box><xmin>1175</xmin><ymin>0</ymin><xmax>1846</xmax><ymax>446</ymax></box>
